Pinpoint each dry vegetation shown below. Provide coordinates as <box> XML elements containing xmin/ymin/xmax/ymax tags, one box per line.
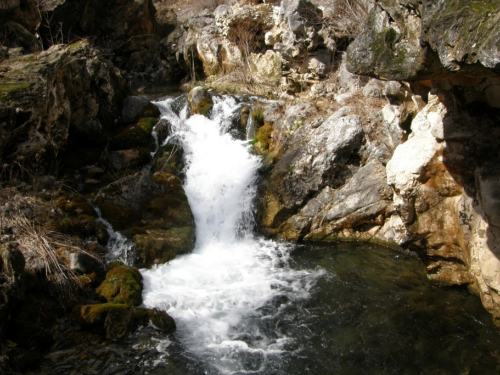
<box><xmin>322</xmin><ymin>0</ymin><xmax>368</xmax><ymax>39</ymax></box>
<box><xmin>0</xmin><ymin>186</ymin><xmax>102</xmax><ymax>301</ymax></box>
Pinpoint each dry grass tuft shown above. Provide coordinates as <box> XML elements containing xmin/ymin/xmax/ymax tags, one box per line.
<box><xmin>0</xmin><ymin>187</ymin><xmax>102</xmax><ymax>302</ymax></box>
<box><xmin>322</xmin><ymin>0</ymin><xmax>369</xmax><ymax>40</ymax></box>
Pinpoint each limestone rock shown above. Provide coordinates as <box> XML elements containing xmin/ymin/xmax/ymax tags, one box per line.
<box><xmin>258</xmin><ymin>105</ymin><xmax>364</xmax><ymax>231</ymax></box>
<box><xmin>249</xmin><ymin>50</ymin><xmax>282</xmax><ymax>84</ymax></box>
<box><xmin>300</xmin><ymin>161</ymin><xmax>392</xmax><ymax>241</ymax></box>
<box><xmin>347</xmin><ymin>0</ymin><xmax>500</xmax><ymax>80</ymax></box>
<box><xmin>362</xmin><ymin>78</ymin><xmax>384</xmax><ymax>98</ymax></box>
<box><xmin>188</xmin><ymin>86</ymin><xmax>213</xmax><ymax>116</ymax></box>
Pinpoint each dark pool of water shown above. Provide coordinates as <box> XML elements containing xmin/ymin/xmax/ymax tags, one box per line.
<box><xmin>272</xmin><ymin>242</ymin><xmax>500</xmax><ymax>374</ymax></box>
<box><xmin>34</xmin><ymin>242</ymin><xmax>500</xmax><ymax>374</ymax></box>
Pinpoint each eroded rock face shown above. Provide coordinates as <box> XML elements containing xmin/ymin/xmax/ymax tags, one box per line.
<box><xmin>258</xmin><ymin>3</ymin><xmax>500</xmax><ymax>321</ymax></box>
<box><xmin>258</xmin><ymin>104</ymin><xmax>366</xmax><ymax>234</ymax></box>
<box><xmin>347</xmin><ymin>0</ymin><xmax>500</xmax><ymax>80</ymax></box>
<box><xmin>167</xmin><ymin>0</ymin><xmax>347</xmax><ymax>89</ymax></box>
<box><xmin>0</xmin><ymin>40</ymin><xmax>128</xmax><ymax>174</ymax></box>
<box><xmin>344</xmin><ymin>0</ymin><xmax>500</xmax><ymax>320</ymax></box>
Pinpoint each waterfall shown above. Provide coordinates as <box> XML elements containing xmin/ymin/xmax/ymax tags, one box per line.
<box><xmin>141</xmin><ymin>95</ymin><xmax>321</xmax><ymax>374</ymax></box>
<box><xmin>93</xmin><ymin>204</ymin><xmax>136</xmax><ymax>265</ymax></box>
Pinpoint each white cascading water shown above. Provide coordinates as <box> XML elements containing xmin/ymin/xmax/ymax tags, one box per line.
<box><xmin>142</xmin><ymin>95</ymin><xmax>321</xmax><ymax>373</ymax></box>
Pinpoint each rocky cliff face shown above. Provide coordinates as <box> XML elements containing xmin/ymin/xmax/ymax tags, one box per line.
<box><xmin>256</xmin><ymin>0</ymin><xmax>500</xmax><ymax>322</ymax></box>
<box><xmin>0</xmin><ymin>40</ymin><xmax>128</xmax><ymax>176</ymax></box>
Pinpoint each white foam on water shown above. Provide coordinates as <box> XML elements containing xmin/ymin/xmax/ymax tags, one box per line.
<box><xmin>142</xmin><ymin>95</ymin><xmax>321</xmax><ymax>373</ymax></box>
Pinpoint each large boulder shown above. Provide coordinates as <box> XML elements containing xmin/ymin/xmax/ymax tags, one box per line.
<box><xmin>96</xmin><ymin>265</ymin><xmax>143</xmax><ymax>306</ymax></box>
<box><xmin>257</xmin><ymin>105</ymin><xmax>364</xmax><ymax>232</ymax></box>
<box><xmin>0</xmin><ymin>40</ymin><xmax>128</xmax><ymax>175</ymax></box>
<box><xmin>95</xmin><ymin>170</ymin><xmax>195</xmax><ymax>268</ymax></box>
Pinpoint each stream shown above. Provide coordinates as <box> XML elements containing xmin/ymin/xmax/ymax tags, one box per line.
<box><xmin>37</xmin><ymin>94</ymin><xmax>500</xmax><ymax>374</ymax></box>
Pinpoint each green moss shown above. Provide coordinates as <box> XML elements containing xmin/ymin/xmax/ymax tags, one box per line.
<box><xmin>69</xmin><ymin>39</ymin><xmax>90</xmax><ymax>53</ymax></box>
<box><xmin>470</xmin><ymin>1</ymin><xmax>497</xmax><ymax>13</ymax></box>
<box><xmin>122</xmin><ymin>226</ymin><xmax>150</xmax><ymax>238</ymax></box>
<box><xmin>151</xmin><ymin>144</ymin><xmax>185</xmax><ymax>175</ymax></box>
<box><xmin>73</xmin><ymin>303</ymin><xmax>129</xmax><ymax>326</ymax></box>
<box><xmin>0</xmin><ymin>82</ymin><xmax>33</xmax><ymax>100</ymax></box>
<box><xmin>109</xmin><ymin>118</ymin><xmax>157</xmax><ymax>151</ymax></box>
<box><xmin>137</xmin><ymin>117</ymin><xmax>158</xmax><ymax>133</ymax></box>
<box><xmin>252</xmin><ymin>121</ymin><xmax>273</xmax><ymax>153</ymax></box>
<box><xmin>96</xmin><ymin>265</ymin><xmax>143</xmax><ymax>306</ymax></box>
<box><xmin>56</xmin><ymin>195</ymin><xmax>95</xmax><ymax>216</ymax></box>
<box><xmin>384</xmin><ymin>28</ymin><xmax>398</xmax><ymax>50</ymax></box>
<box><xmin>46</xmin><ymin>214</ymin><xmax>95</xmax><ymax>236</ymax></box>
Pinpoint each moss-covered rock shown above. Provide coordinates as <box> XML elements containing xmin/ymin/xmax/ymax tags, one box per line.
<box><xmin>108</xmin><ymin>147</ymin><xmax>152</xmax><ymax>171</ymax></box>
<box><xmin>151</xmin><ymin>143</ymin><xmax>185</xmax><ymax>176</ymax></box>
<box><xmin>46</xmin><ymin>214</ymin><xmax>96</xmax><ymax>237</ymax></box>
<box><xmin>95</xmin><ymin>170</ymin><xmax>196</xmax><ymax>267</ymax></box>
<box><xmin>347</xmin><ymin>0</ymin><xmax>500</xmax><ymax>80</ymax></box>
<box><xmin>56</xmin><ymin>194</ymin><xmax>96</xmax><ymax>216</ymax></box>
<box><xmin>96</xmin><ymin>265</ymin><xmax>143</xmax><ymax>306</ymax></box>
<box><xmin>148</xmin><ymin>307</ymin><xmax>176</xmax><ymax>333</ymax></box>
<box><xmin>108</xmin><ymin>117</ymin><xmax>158</xmax><ymax>151</ymax></box>
<box><xmin>94</xmin><ymin>201</ymin><xmax>135</xmax><ymax>231</ymax></box>
<box><xmin>73</xmin><ymin>302</ymin><xmax>130</xmax><ymax>327</ymax></box>
<box><xmin>252</xmin><ymin>121</ymin><xmax>273</xmax><ymax>154</ymax></box>
<box><xmin>72</xmin><ymin>303</ymin><xmax>175</xmax><ymax>339</ymax></box>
